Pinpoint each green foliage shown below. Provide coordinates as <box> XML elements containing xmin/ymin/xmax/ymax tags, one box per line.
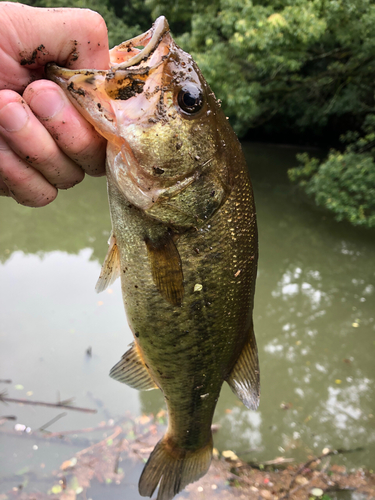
<box><xmin>19</xmin><ymin>0</ymin><xmax>152</xmax><ymax>46</ymax></box>
<box><xmin>289</xmin><ymin>149</ymin><xmax>375</xmax><ymax>227</ymax></box>
<box><xmin>289</xmin><ymin>113</ymin><xmax>375</xmax><ymax>227</ymax></box>
<box><xmin>145</xmin><ymin>0</ymin><xmax>375</xmax><ymax>137</ymax></box>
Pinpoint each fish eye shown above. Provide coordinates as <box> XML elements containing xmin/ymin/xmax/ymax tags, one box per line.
<box><xmin>177</xmin><ymin>84</ymin><xmax>203</xmax><ymax>114</ymax></box>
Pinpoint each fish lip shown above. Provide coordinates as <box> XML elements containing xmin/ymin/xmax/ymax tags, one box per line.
<box><xmin>111</xmin><ymin>16</ymin><xmax>170</xmax><ymax>69</ymax></box>
<box><xmin>45</xmin><ymin>15</ymin><xmax>170</xmax><ymax>82</ymax></box>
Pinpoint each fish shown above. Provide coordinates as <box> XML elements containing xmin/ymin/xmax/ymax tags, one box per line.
<box><xmin>46</xmin><ymin>16</ymin><xmax>259</xmax><ymax>500</ymax></box>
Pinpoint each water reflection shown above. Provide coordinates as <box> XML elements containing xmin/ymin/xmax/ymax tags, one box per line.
<box><xmin>0</xmin><ymin>144</ymin><xmax>374</xmax><ymax>484</ymax></box>
<box><xmin>0</xmin><ymin>175</ymin><xmax>110</xmax><ymax>264</ymax></box>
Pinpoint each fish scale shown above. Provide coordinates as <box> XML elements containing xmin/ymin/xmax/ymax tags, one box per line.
<box><xmin>47</xmin><ymin>15</ymin><xmax>259</xmax><ymax>500</ymax></box>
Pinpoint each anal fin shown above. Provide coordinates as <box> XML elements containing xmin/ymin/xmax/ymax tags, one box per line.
<box><xmin>110</xmin><ymin>342</ymin><xmax>159</xmax><ymax>391</ymax></box>
<box><xmin>95</xmin><ymin>232</ymin><xmax>121</xmax><ymax>293</ymax></box>
<box><xmin>145</xmin><ymin>233</ymin><xmax>184</xmax><ymax>307</ymax></box>
<box><xmin>226</xmin><ymin>323</ymin><xmax>260</xmax><ymax>410</ymax></box>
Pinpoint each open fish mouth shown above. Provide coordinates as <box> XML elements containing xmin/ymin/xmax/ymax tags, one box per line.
<box><xmin>45</xmin><ymin>16</ymin><xmax>173</xmax><ymax>128</ymax></box>
<box><xmin>109</xmin><ymin>16</ymin><xmax>170</xmax><ymax>69</ymax></box>
<box><xmin>45</xmin><ymin>17</ymin><xmax>177</xmax><ymax>210</ymax></box>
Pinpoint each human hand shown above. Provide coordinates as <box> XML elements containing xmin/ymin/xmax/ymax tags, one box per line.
<box><xmin>0</xmin><ymin>2</ymin><xmax>110</xmax><ymax>207</ymax></box>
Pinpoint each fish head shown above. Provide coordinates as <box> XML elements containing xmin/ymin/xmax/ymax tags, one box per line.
<box><xmin>46</xmin><ymin>17</ymin><xmax>233</xmax><ymax>228</ymax></box>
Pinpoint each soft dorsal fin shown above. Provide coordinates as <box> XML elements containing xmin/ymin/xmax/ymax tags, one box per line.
<box><xmin>110</xmin><ymin>342</ymin><xmax>159</xmax><ymax>391</ymax></box>
<box><xmin>145</xmin><ymin>233</ymin><xmax>184</xmax><ymax>307</ymax></box>
<box><xmin>226</xmin><ymin>324</ymin><xmax>260</xmax><ymax>410</ymax></box>
<box><xmin>95</xmin><ymin>232</ymin><xmax>121</xmax><ymax>293</ymax></box>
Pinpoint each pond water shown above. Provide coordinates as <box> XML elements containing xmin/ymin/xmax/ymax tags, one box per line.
<box><xmin>0</xmin><ymin>143</ymin><xmax>374</xmax><ymax>495</ymax></box>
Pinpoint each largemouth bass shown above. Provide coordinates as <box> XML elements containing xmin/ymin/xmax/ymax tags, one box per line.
<box><xmin>47</xmin><ymin>17</ymin><xmax>259</xmax><ymax>500</ymax></box>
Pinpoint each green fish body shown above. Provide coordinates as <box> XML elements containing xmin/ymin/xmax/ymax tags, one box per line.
<box><xmin>47</xmin><ymin>17</ymin><xmax>259</xmax><ymax>500</ymax></box>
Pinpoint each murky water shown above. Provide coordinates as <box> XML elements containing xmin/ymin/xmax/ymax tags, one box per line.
<box><xmin>0</xmin><ymin>143</ymin><xmax>374</xmax><ymax>494</ymax></box>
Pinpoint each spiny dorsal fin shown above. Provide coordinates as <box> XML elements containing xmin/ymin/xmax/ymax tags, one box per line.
<box><xmin>139</xmin><ymin>434</ymin><xmax>213</xmax><ymax>500</ymax></box>
<box><xmin>226</xmin><ymin>324</ymin><xmax>260</xmax><ymax>410</ymax></box>
<box><xmin>145</xmin><ymin>233</ymin><xmax>184</xmax><ymax>307</ymax></box>
<box><xmin>95</xmin><ymin>232</ymin><xmax>121</xmax><ymax>293</ymax></box>
<box><xmin>109</xmin><ymin>342</ymin><xmax>159</xmax><ymax>391</ymax></box>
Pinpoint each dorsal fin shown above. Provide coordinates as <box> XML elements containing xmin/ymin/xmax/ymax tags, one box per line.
<box><xmin>226</xmin><ymin>323</ymin><xmax>260</xmax><ymax>410</ymax></box>
<box><xmin>95</xmin><ymin>232</ymin><xmax>121</xmax><ymax>293</ymax></box>
<box><xmin>145</xmin><ymin>233</ymin><xmax>184</xmax><ymax>307</ymax></box>
<box><xmin>110</xmin><ymin>342</ymin><xmax>159</xmax><ymax>391</ymax></box>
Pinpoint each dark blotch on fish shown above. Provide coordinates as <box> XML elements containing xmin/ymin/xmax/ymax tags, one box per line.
<box><xmin>67</xmin><ymin>82</ymin><xmax>85</xmax><ymax>96</ymax></box>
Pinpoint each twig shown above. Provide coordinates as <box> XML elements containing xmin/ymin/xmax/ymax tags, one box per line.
<box><xmin>280</xmin><ymin>446</ymin><xmax>364</xmax><ymax>500</ymax></box>
<box><xmin>280</xmin><ymin>457</ymin><xmax>331</xmax><ymax>500</ymax></box>
<box><xmin>0</xmin><ymin>395</ymin><xmax>96</xmax><ymax>413</ymax></box>
<box><xmin>291</xmin><ymin>447</ymin><xmax>364</xmax><ymax>488</ymax></box>
<box><xmin>38</xmin><ymin>412</ymin><xmax>67</xmax><ymax>432</ymax></box>
<box><xmin>0</xmin><ymin>427</ymin><xmax>92</xmax><ymax>447</ymax></box>
<box><xmin>46</xmin><ymin>416</ymin><xmax>128</xmax><ymax>439</ymax></box>
<box><xmin>47</xmin><ymin>422</ymin><xmax>118</xmax><ymax>438</ymax></box>
<box><xmin>248</xmin><ymin>457</ymin><xmax>295</xmax><ymax>468</ymax></box>
<box><xmin>76</xmin><ymin>426</ymin><xmax>123</xmax><ymax>457</ymax></box>
<box><xmin>114</xmin><ymin>437</ymin><xmax>125</xmax><ymax>474</ymax></box>
<box><xmin>0</xmin><ymin>380</ymin><xmax>12</xmax><ymax>384</ymax></box>
<box><xmin>227</xmin><ymin>471</ymin><xmax>257</xmax><ymax>487</ymax></box>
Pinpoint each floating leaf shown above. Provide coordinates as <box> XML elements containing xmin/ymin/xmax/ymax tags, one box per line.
<box><xmin>61</xmin><ymin>457</ymin><xmax>77</xmax><ymax>470</ymax></box>
<box><xmin>139</xmin><ymin>415</ymin><xmax>151</xmax><ymax>425</ymax></box>
<box><xmin>311</xmin><ymin>487</ymin><xmax>324</xmax><ymax>497</ymax></box>
<box><xmin>222</xmin><ymin>450</ymin><xmax>239</xmax><ymax>461</ymax></box>
<box><xmin>51</xmin><ymin>484</ymin><xmax>63</xmax><ymax>494</ymax></box>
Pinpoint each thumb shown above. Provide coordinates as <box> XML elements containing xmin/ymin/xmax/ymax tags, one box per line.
<box><xmin>0</xmin><ymin>2</ymin><xmax>110</xmax><ymax>92</ymax></box>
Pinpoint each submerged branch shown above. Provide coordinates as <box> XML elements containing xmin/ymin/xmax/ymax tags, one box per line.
<box><xmin>38</xmin><ymin>412</ymin><xmax>67</xmax><ymax>432</ymax></box>
<box><xmin>0</xmin><ymin>393</ymin><xmax>96</xmax><ymax>413</ymax></box>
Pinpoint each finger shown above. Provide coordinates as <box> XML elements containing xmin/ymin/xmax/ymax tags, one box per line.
<box><xmin>1</xmin><ymin>3</ymin><xmax>109</xmax><ymax>92</ymax></box>
<box><xmin>0</xmin><ymin>177</ymin><xmax>10</xmax><ymax>196</ymax></box>
<box><xmin>0</xmin><ymin>134</ymin><xmax>57</xmax><ymax>207</ymax></box>
<box><xmin>0</xmin><ymin>89</ymin><xmax>85</xmax><ymax>188</ymax></box>
<box><xmin>0</xmin><ymin>140</ymin><xmax>10</xmax><ymax>196</ymax></box>
<box><xmin>24</xmin><ymin>80</ymin><xmax>106</xmax><ymax>177</ymax></box>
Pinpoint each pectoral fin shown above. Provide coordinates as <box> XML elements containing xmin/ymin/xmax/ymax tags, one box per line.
<box><xmin>145</xmin><ymin>233</ymin><xmax>184</xmax><ymax>307</ymax></box>
<box><xmin>226</xmin><ymin>324</ymin><xmax>260</xmax><ymax>410</ymax></box>
<box><xmin>110</xmin><ymin>342</ymin><xmax>159</xmax><ymax>391</ymax></box>
<box><xmin>95</xmin><ymin>232</ymin><xmax>121</xmax><ymax>293</ymax></box>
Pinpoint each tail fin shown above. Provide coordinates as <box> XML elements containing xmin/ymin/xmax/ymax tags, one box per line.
<box><xmin>138</xmin><ymin>434</ymin><xmax>213</xmax><ymax>500</ymax></box>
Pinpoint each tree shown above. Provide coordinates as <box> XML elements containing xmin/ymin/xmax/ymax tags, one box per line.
<box><xmin>147</xmin><ymin>0</ymin><xmax>375</xmax><ymax>227</ymax></box>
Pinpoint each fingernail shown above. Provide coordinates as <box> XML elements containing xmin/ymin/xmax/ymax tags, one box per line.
<box><xmin>29</xmin><ymin>89</ymin><xmax>64</xmax><ymax>119</ymax></box>
<box><xmin>0</xmin><ymin>102</ymin><xmax>29</xmax><ymax>132</ymax></box>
